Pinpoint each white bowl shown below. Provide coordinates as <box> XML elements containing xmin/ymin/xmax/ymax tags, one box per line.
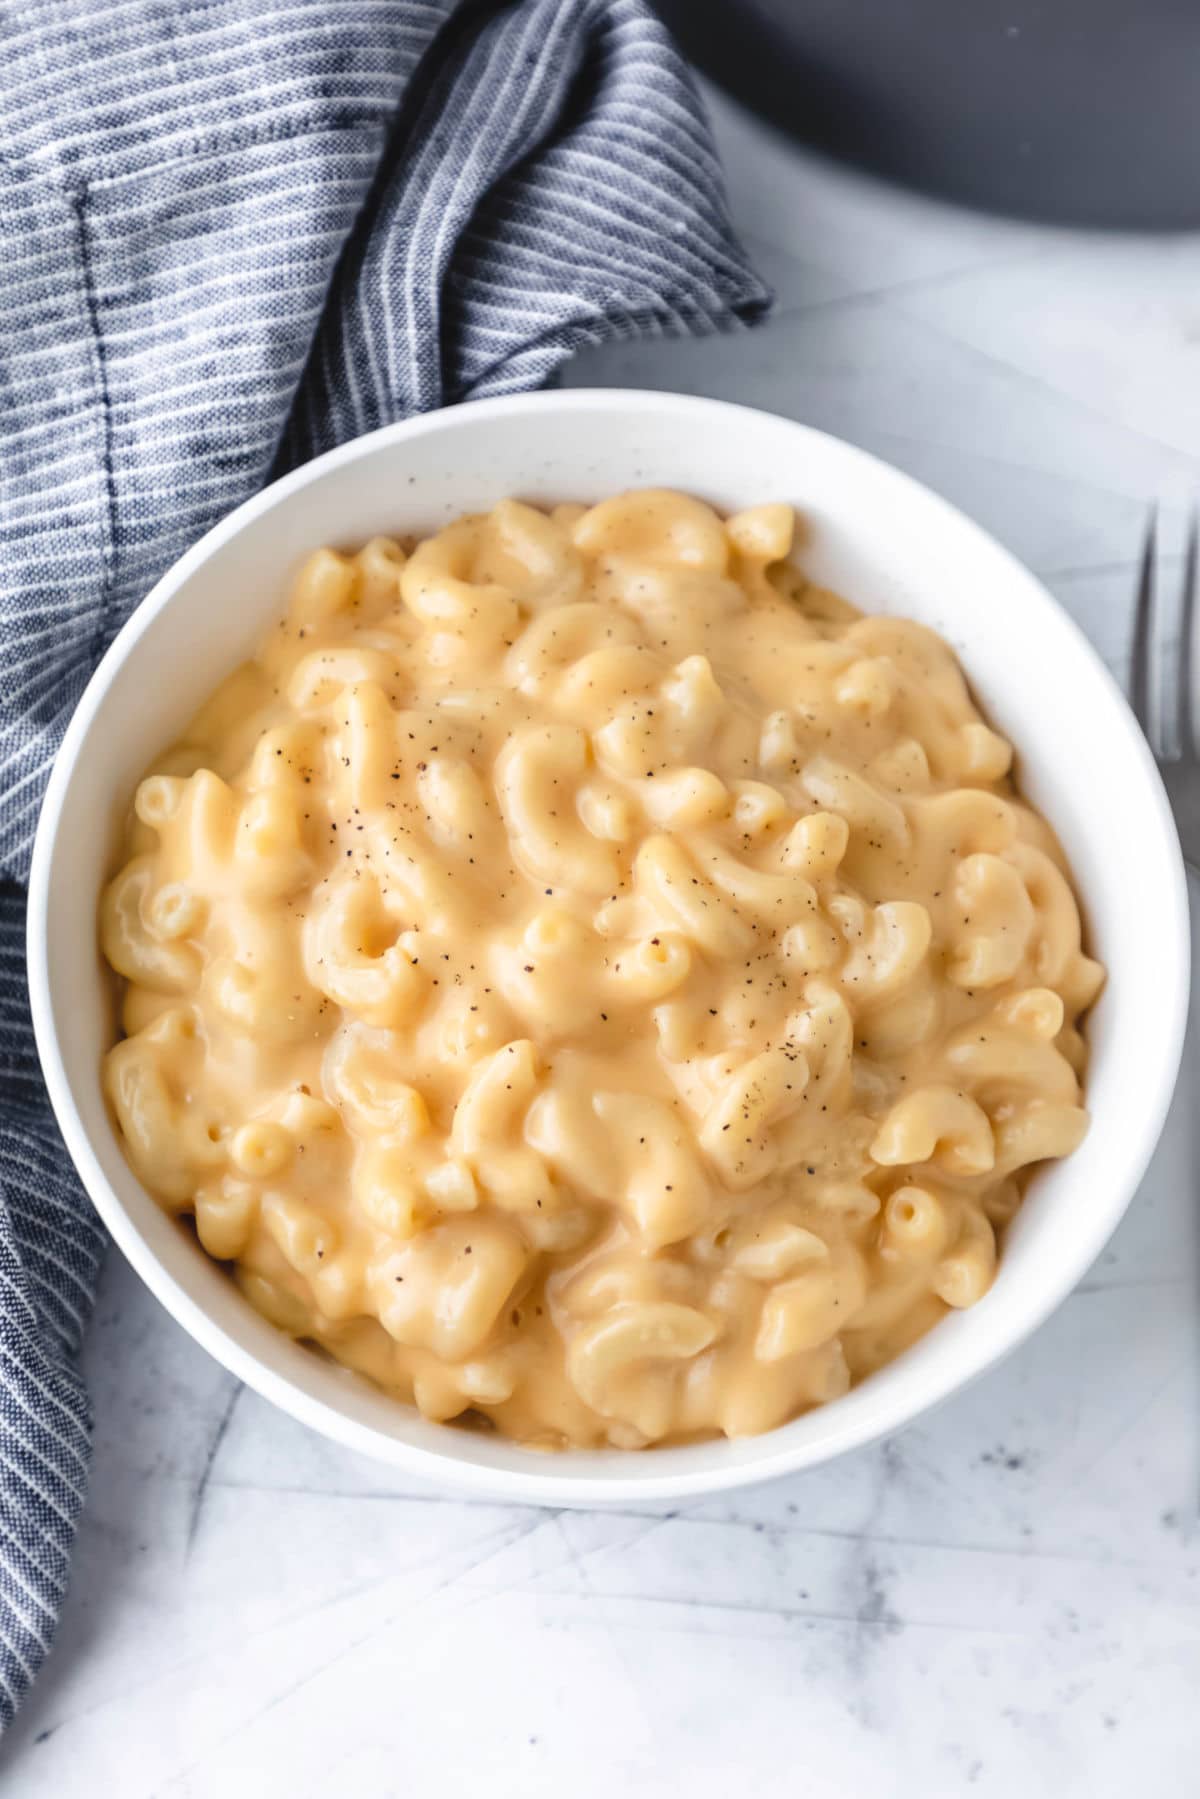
<box><xmin>27</xmin><ymin>389</ymin><xmax>1189</xmax><ymax>1504</ymax></box>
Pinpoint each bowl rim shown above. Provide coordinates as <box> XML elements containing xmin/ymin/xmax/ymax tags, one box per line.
<box><xmin>26</xmin><ymin>386</ymin><xmax>1191</xmax><ymax>1503</ymax></box>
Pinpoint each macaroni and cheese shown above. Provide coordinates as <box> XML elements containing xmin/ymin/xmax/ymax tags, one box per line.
<box><xmin>100</xmin><ymin>491</ymin><xmax>1103</xmax><ymax>1447</ymax></box>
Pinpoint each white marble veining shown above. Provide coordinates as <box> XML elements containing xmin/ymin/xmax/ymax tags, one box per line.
<box><xmin>7</xmin><ymin>83</ymin><xmax>1200</xmax><ymax>1799</ymax></box>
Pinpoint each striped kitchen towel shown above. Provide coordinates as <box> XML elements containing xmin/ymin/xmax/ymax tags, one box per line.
<box><xmin>0</xmin><ymin>0</ymin><xmax>769</xmax><ymax>1727</ymax></box>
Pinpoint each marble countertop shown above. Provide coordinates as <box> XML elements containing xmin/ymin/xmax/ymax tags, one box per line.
<box><xmin>8</xmin><ymin>84</ymin><xmax>1200</xmax><ymax>1799</ymax></box>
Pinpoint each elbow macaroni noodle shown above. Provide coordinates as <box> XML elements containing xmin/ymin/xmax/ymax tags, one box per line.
<box><xmin>100</xmin><ymin>491</ymin><xmax>1103</xmax><ymax>1448</ymax></box>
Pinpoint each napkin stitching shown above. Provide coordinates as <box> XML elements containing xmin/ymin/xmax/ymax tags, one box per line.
<box><xmin>74</xmin><ymin>186</ymin><xmax>118</xmax><ymax>658</ymax></box>
<box><xmin>80</xmin><ymin>111</ymin><xmax>397</xmax><ymax>189</ymax></box>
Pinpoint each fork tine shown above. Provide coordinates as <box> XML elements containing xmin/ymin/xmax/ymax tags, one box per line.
<box><xmin>1130</xmin><ymin>508</ymin><xmax>1156</xmax><ymax>739</ymax></box>
<box><xmin>1175</xmin><ymin>509</ymin><xmax>1198</xmax><ymax>760</ymax></box>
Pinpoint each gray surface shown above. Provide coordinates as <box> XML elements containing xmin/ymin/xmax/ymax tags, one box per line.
<box><xmin>6</xmin><ymin>85</ymin><xmax>1200</xmax><ymax>1799</ymax></box>
<box><xmin>656</xmin><ymin>0</ymin><xmax>1200</xmax><ymax>228</ymax></box>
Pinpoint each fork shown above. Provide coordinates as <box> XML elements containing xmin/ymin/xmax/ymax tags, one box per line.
<box><xmin>1131</xmin><ymin>511</ymin><xmax>1200</xmax><ymax>870</ymax></box>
